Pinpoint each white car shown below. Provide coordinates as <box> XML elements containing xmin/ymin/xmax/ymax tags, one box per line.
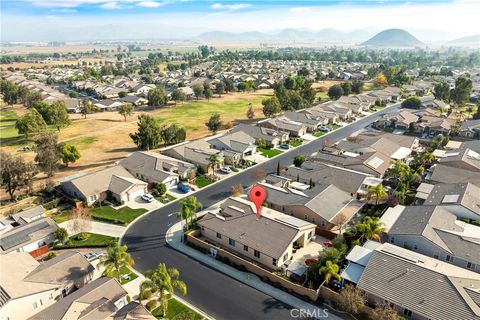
<box><xmin>84</xmin><ymin>252</ymin><xmax>103</xmax><ymax>262</ymax></box>
<box><xmin>141</xmin><ymin>193</ymin><xmax>154</xmax><ymax>202</ymax></box>
<box><xmin>219</xmin><ymin>167</ymin><xmax>232</xmax><ymax>174</ymax></box>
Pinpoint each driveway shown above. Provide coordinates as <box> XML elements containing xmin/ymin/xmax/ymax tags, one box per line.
<box><xmin>59</xmin><ymin>220</ymin><xmax>125</xmax><ymax>238</ymax></box>
<box><xmin>124</xmin><ymin>196</ymin><xmax>162</xmax><ymax>211</ymax></box>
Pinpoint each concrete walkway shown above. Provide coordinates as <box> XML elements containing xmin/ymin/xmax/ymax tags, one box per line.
<box><xmin>165</xmin><ymin>221</ymin><xmax>342</xmax><ymax>320</ymax></box>
<box><xmin>59</xmin><ymin>220</ymin><xmax>125</xmax><ymax>238</ymax></box>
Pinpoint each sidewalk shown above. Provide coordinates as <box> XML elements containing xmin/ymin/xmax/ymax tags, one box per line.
<box><xmin>165</xmin><ymin>221</ymin><xmax>342</xmax><ymax>320</ymax></box>
<box><xmin>59</xmin><ymin>219</ymin><xmax>125</xmax><ymax>238</ymax></box>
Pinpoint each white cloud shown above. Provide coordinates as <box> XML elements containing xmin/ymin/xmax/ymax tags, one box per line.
<box><xmin>210</xmin><ymin>3</ymin><xmax>250</xmax><ymax>10</ymax></box>
<box><xmin>100</xmin><ymin>1</ymin><xmax>122</xmax><ymax>9</ymax></box>
<box><xmin>137</xmin><ymin>1</ymin><xmax>163</xmax><ymax>7</ymax></box>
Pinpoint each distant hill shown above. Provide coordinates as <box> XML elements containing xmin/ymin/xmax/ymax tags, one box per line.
<box><xmin>361</xmin><ymin>29</ymin><xmax>424</xmax><ymax>47</ymax></box>
<box><xmin>197</xmin><ymin>28</ymin><xmax>371</xmax><ymax>43</ymax></box>
<box><xmin>447</xmin><ymin>35</ymin><xmax>480</xmax><ymax>47</ymax></box>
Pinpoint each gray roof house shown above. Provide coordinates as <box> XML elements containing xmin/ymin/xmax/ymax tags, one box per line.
<box><xmin>230</xmin><ymin>123</ymin><xmax>289</xmax><ymax>147</ymax></box>
<box><xmin>258</xmin><ymin>116</ymin><xmax>307</xmax><ymax>137</ymax></box>
<box><xmin>354</xmin><ymin>242</ymin><xmax>480</xmax><ymax>320</ymax></box>
<box><xmin>381</xmin><ymin>205</ymin><xmax>480</xmax><ymax>273</ymax></box>
<box><xmin>197</xmin><ymin>197</ymin><xmax>316</xmax><ymax>270</ymax></box>
<box><xmin>0</xmin><ymin>252</ymin><xmax>94</xmax><ymax>320</ymax></box>
<box><xmin>119</xmin><ymin>151</ymin><xmax>196</xmax><ymax>188</ymax></box>
<box><xmin>460</xmin><ymin>119</ymin><xmax>480</xmax><ymax>140</ymax></box>
<box><xmin>10</xmin><ymin>205</ymin><xmax>46</xmax><ymax>225</ymax></box>
<box><xmin>427</xmin><ymin>148</ymin><xmax>480</xmax><ymax>185</ymax></box>
<box><xmin>208</xmin><ymin>131</ymin><xmax>257</xmax><ymax>157</ymax></box>
<box><xmin>260</xmin><ymin>182</ymin><xmax>363</xmax><ymax>231</ymax></box>
<box><xmin>283</xmin><ymin>111</ymin><xmax>328</xmax><ymax>132</ymax></box>
<box><xmin>162</xmin><ymin>140</ymin><xmax>225</xmax><ymax>173</ymax></box>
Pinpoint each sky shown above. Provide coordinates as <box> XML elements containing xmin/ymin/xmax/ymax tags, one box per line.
<box><xmin>1</xmin><ymin>0</ymin><xmax>479</xmax><ymax>42</ymax></box>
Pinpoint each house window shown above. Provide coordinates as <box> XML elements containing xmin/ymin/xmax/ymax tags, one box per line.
<box><xmin>403</xmin><ymin>241</ymin><xmax>408</xmax><ymax>248</ymax></box>
<box><xmin>446</xmin><ymin>255</ymin><xmax>454</xmax><ymax>262</ymax></box>
<box><xmin>33</xmin><ymin>302</ymin><xmax>38</xmax><ymax>310</ymax></box>
<box><xmin>413</xmin><ymin>244</ymin><xmax>418</xmax><ymax>250</ymax></box>
<box><xmin>49</xmin><ymin>293</ymin><xmax>53</xmax><ymax>300</ymax></box>
<box><xmin>229</xmin><ymin>238</ymin><xmax>235</xmax><ymax>247</ymax></box>
<box><xmin>216</xmin><ymin>233</ymin><xmax>222</xmax><ymax>239</ymax></box>
<box><xmin>304</xmin><ymin>214</ymin><xmax>308</xmax><ymax>220</ymax></box>
<box><xmin>243</xmin><ymin>245</ymin><xmax>248</xmax><ymax>252</ymax></box>
<box><xmin>390</xmin><ymin>237</ymin><xmax>395</xmax><ymax>243</ymax></box>
<box><xmin>272</xmin><ymin>258</ymin><xmax>277</xmax><ymax>266</ymax></box>
<box><xmin>467</xmin><ymin>262</ymin><xmax>475</xmax><ymax>270</ymax></box>
<box><xmin>283</xmin><ymin>253</ymin><xmax>288</xmax><ymax>262</ymax></box>
<box><xmin>403</xmin><ymin>309</ymin><xmax>412</xmax><ymax>318</ymax></box>
<box><xmin>433</xmin><ymin>252</ymin><xmax>439</xmax><ymax>259</ymax></box>
<box><xmin>39</xmin><ymin>299</ymin><xmax>43</xmax><ymax>306</ymax></box>
<box><xmin>254</xmin><ymin>250</ymin><xmax>260</xmax><ymax>258</ymax></box>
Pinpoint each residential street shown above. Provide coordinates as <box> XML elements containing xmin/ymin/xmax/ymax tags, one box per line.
<box><xmin>121</xmin><ymin>102</ymin><xmax>407</xmax><ymax>320</ymax></box>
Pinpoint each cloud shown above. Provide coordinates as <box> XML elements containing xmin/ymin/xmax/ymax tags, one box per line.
<box><xmin>210</xmin><ymin>3</ymin><xmax>251</xmax><ymax>10</ymax></box>
<box><xmin>137</xmin><ymin>1</ymin><xmax>163</xmax><ymax>7</ymax></box>
<box><xmin>290</xmin><ymin>7</ymin><xmax>312</xmax><ymax>13</ymax></box>
<box><xmin>100</xmin><ymin>1</ymin><xmax>122</xmax><ymax>9</ymax></box>
<box><xmin>51</xmin><ymin>8</ymin><xmax>78</xmax><ymax>12</ymax></box>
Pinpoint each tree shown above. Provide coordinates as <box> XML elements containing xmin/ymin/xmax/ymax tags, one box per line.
<box><xmin>215</xmin><ymin>82</ymin><xmax>225</xmax><ymax>97</ymax></box>
<box><xmin>375</xmin><ymin>73</ymin><xmax>388</xmax><ymax>87</ymax></box>
<box><xmin>331</xmin><ymin>214</ymin><xmax>348</xmax><ymax>235</ymax></box>
<box><xmin>433</xmin><ymin>81</ymin><xmax>451</xmax><ymax>101</ymax></box>
<box><xmin>351</xmin><ymin>80</ymin><xmax>364</xmax><ymax>94</ymax></box>
<box><xmin>130</xmin><ymin>114</ymin><xmax>162</xmax><ymax>150</ymax></box>
<box><xmin>49</xmin><ymin>101</ymin><xmax>71</xmax><ymax>131</ymax></box>
<box><xmin>0</xmin><ymin>152</ymin><xmax>37</xmax><ymax>199</ymax></box>
<box><xmin>118</xmin><ymin>103</ymin><xmax>134</xmax><ymax>121</ymax></box>
<box><xmin>80</xmin><ymin>99</ymin><xmax>94</xmax><ymax>119</ymax></box>
<box><xmin>179</xmin><ymin>196</ymin><xmax>202</xmax><ymax>229</ymax></box>
<box><xmin>98</xmin><ymin>243</ymin><xmax>134</xmax><ymax>282</ymax></box>
<box><xmin>337</xmin><ymin>284</ymin><xmax>366</xmax><ymax>315</ymax></box>
<box><xmin>356</xmin><ymin>216</ymin><xmax>386</xmax><ymax>241</ymax></box>
<box><xmin>118</xmin><ymin>91</ymin><xmax>128</xmax><ymax>98</ymax></box>
<box><xmin>231</xmin><ymin>184</ymin><xmax>243</xmax><ymax>197</ymax></box>
<box><xmin>55</xmin><ymin>228</ymin><xmax>69</xmax><ymax>245</ymax></box>
<box><xmin>375</xmin><ymin>304</ymin><xmax>402</xmax><ymax>320</ymax></box>
<box><xmin>24</xmin><ymin>91</ymin><xmax>43</xmax><ymax>108</ymax></box>
<box><xmin>171</xmin><ymin>88</ymin><xmax>186</xmax><ymax>105</ymax></box>
<box><xmin>192</xmin><ymin>84</ymin><xmax>203</xmax><ymax>100</ymax></box>
<box><xmin>208</xmin><ymin>154</ymin><xmax>221</xmax><ymax>175</ymax></box>
<box><xmin>34</xmin><ymin>132</ymin><xmax>61</xmax><ymax>177</ymax></box>
<box><xmin>205</xmin><ymin>113</ymin><xmax>222</xmax><ymax>134</ymax></box>
<box><xmin>293</xmin><ymin>155</ymin><xmax>305</xmax><ymax>167</ymax></box>
<box><xmin>246</xmin><ymin>105</ymin><xmax>255</xmax><ymax>119</ymax></box>
<box><xmin>401</xmin><ymin>96</ymin><xmax>422</xmax><ymax>109</ymax></box>
<box><xmin>367</xmin><ymin>183</ymin><xmax>388</xmax><ymax>205</ymax></box>
<box><xmin>60</xmin><ymin>143</ymin><xmax>81</xmax><ymax>166</ymax></box>
<box><xmin>224</xmin><ymin>79</ymin><xmax>235</xmax><ymax>93</ymax></box>
<box><xmin>341</xmin><ymin>82</ymin><xmax>352</xmax><ymax>96</ymax></box>
<box><xmin>160</xmin><ymin>123</ymin><xmax>186</xmax><ymax>145</ymax></box>
<box><xmin>15</xmin><ymin>109</ymin><xmax>47</xmax><ymax>138</ymax></box>
<box><xmin>262</xmin><ymin>97</ymin><xmax>281</xmax><ymax>117</ymax></box>
<box><xmin>148</xmin><ymin>87</ymin><xmax>167</xmax><ymax>107</ymax></box>
<box><xmin>204</xmin><ymin>87</ymin><xmax>213</xmax><ymax>101</ymax></box>
<box><xmin>451</xmin><ymin>75</ymin><xmax>472</xmax><ymax>108</ymax></box>
<box><xmin>319</xmin><ymin>260</ymin><xmax>341</xmax><ymax>284</ymax></box>
<box><xmin>70</xmin><ymin>207</ymin><xmax>92</xmax><ymax>238</ymax></box>
<box><xmin>327</xmin><ymin>85</ymin><xmax>344</xmax><ymax>100</ymax></box>
<box><xmin>0</xmin><ymin>80</ymin><xmax>19</xmax><ymax>105</ymax></box>
<box><xmin>141</xmin><ymin>263</ymin><xmax>187</xmax><ymax>317</ymax></box>
<box><xmin>256</xmin><ymin>138</ymin><xmax>267</xmax><ymax>149</ymax></box>
<box><xmin>155</xmin><ymin>183</ymin><xmax>167</xmax><ymax>196</ymax></box>
<box><xmin>473</xmin><ymin>103</ymin><xmax>480</xmax><ymax>120</ymax></box>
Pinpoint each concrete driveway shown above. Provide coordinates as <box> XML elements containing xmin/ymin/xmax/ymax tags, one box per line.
<box><xmin>124</xmin><ymin>196</ymin><xmax>161</xmax><ymax>211</ymax></box>
<box><xmin>59</xmin><ymin>220</ymin><xmax>125</xmax><ymax>238</ymax></box>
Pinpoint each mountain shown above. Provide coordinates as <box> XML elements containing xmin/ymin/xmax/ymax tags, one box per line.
<box><xmin>197</xmin><ymin>28</ymin><xmax>371</xmax><ymax>43</ymax></box>
<box><xmin>361</xmin><ymin>29</ymin><xmax>424</xmax><ymax>47</ymax></box>
<box><xmin>447</xmin><ymin>35</ymin><xmax>480</xmax><ymax>47</ymax></box>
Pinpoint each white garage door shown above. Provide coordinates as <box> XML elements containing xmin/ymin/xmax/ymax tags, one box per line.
<box><xmin>128</xmin><ymin>188</ymin><xmax>146</xmax><ymax>201</ymax></box>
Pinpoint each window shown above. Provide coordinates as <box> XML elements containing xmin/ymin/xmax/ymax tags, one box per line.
<box><xmin>446</xmin><ymin>255</ymin><xmax>454</xmax><ymax>262</ymax></box>
<box><xmin>48</xmin><ymin>293</ymin><xmax>53</xmax><ymax>300</ymax></box>
<box><xmin>272</xmin><ymin>258</ymin><xmax>277</xmax><ymax>266</ymax></box>
<box><xmin>308</xmin><ymin>231</ymin><xmax>313</xmax><ymax>239</ymax></box>
<box><xmin>229</xmin><ymin>238</ymin><xmax>235</xmax><ymax>247</ymax></box>
<box><xmin>243</xmin><ymin>245</ymin><xmax>248</xmax><ymax>252</ymax></box>
<box><xmin>33</xmin><ymin>302</ymin><xmax>38</xmax><ymax>310</ymax></box>
<box><xmin>433</xmin><ymin>253</ymin><xmax>439</xmax><ymax>259</ymax></box>
<box><xmin>403</xmin><ymin>309</ymin><xmax>412</xmax><ymax>318</ymax></box>
<box><xmin>413</xmin><ymin>244</ymin><xmax>418</xmax><ymax>250</ymax></box>
<box><xmin>254</xmin><ymin>250</ymin><xmax>260</xmax><ymax>258</ymax></box>
<box><xmin>390</xmin><ymin>237</ymin><xmax>395</xmax><ymax>243</ymax></box>
<box><xmin>39</xmin><ymin>299</ymin><xmax>43</xmax><ymax>306</ymax></box>
<box><xmin>467</xmin><ymin>262</ymin><xmax>475</xmax><ymax>270</ymax></box>
<box><xmin>304</xmin><ymin>214</ymin><xmax>308</xmax><ymax>220</ymax></box>
<box><xmin>283</xmin><ymin>253</ymin><xmax>288</xmax><ymax>262</ymax></box>
<box><xmin>216</xmin><ymin>232</ymin><xmax>222</xmax><ymax>239</ymax></box>
<box><xmin>403</xmin><ymin>241</ymin><xmax>408</xmax><ymax>248</ymax></box>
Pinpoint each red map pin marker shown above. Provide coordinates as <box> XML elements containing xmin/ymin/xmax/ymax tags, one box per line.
<box><xmin>249</xmin><ymin>185</ymin><xmax>267</xmax><ymax>218</ymax></box>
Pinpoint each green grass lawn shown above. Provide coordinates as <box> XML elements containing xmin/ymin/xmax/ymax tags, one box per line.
<box><xmin>288</xmin><ymin>139</ymin><xmax>302</xmax><ymax>147</ymax></box>
<box><xmin>316</xmin><ymin>91</ymin><xmax>330</xmax><ymax>102</ymax></box>
<box><xmin>313</xmin><ymin>131</ymin><xmax>326</xmax><ymax>137</ymax></box>
<box><xmin>55</xmin><ymin>233</ymin><xmax>116</xmax><ymax>248</ymax></box>
<box><xmin>195</xmin><ymin>176</ymin><xmax>215</xmax><ymax>188</ymax></box>
<box><xmin>90</xmin><ymin>206</ymin><xmax>147</xmax><ymax>225</ymax></box>
<box><xmin>108</xmin><ymin>265</ymin><xmax>139</xmax><ymax>285</ymax></box>
<box><xmin>155</xmin><ymin>193</ymin><xmax>177</xmax><ymax>204</ymax></box>
<box><xmin>68</xmin><ymin>136</ymin><xmax>98</xmax><ymax>147</ymax></box>
<box><xmin>51</xmin><ymin>211</ymin><xmax>71</xmax><ymax>224</ymax></box>
<box><xmin>258</xmin><ymin>147</ymin><xmax>283</xmax><ymax>158</ymax></box>
<box><xmin>0</xmin><ymin>109</ymin><xmax>20</xmax><ymax>139</ymax></box>
<box><xmin>328</xmin><ymin>124</ymin><xmax>342</xmax><ymax>130</ymax></box>
<box><xmin>152</xmin><ymin>298</ymin><xmax>204</xmax><ymax>320</ymax></box>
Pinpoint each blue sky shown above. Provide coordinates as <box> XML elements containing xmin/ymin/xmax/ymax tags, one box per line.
<box><xmin>1</xmin><ymin>0</ymin><xmax>478</xmax><ymax>41</ymax></box>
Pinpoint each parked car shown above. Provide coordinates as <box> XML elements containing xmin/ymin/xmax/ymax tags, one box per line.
<box><xmin>84</xmin><ymin>252</ymin><xmax>103</xmax><ymax>262</ymax></box>
<box><xmin>177</xmin><ymin>182</ymin><xmax>190</xmax><ymax>193</ymax></box>
<box><xmin>318</xmin><ymin>126</ymin><xmax>332</xmax><ymax>132</ymax></box>
<box><xmin>219</xmin><ymin>166</ymin><xmax>232</xmax><ymax>174</ymax></box>
<box><xmin>279</xmin><ymin>143</ymin><xmax>290</xmax><ymax>150</ymax></box>
<box><xmin>141</xmin><ymin>193</ymin><xmax>154</xmax><ymax>202</ymax></box>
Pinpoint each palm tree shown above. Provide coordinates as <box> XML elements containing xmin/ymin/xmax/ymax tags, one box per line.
<box><xmin>366</xmin><ymin>184</ymin><xmax>388</xmax><ymax>205</ymax></box>
<box><xmin>141</xmin><ymin>263</ymin><xmax>187</xmax><ymax>317</ymax></box>
<box><xmin>98</xmin><ymin>243</ymin><xmax>134</xmax><ymax>282</ymax></box>
<box><xmin>208</xmin><ymin>154</ymin><xmax>221</xmax><ymax>176</ymax></box>
<box><xmin>179</xmin><ymin>196</ymin><xmax>202</xmax><ymax>230</ymax></box>
<box><xmin>319</xmin><ymin>260</ymin><xmax>341</xmax><ymax>285</ymax></box>
<box><xmin>357</xmin><ymin>217</ymin><xmax>386</xmax><ymax>241</ymax></box>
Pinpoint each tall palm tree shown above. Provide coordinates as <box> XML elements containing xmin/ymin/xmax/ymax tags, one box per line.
<box><xmin>357</xmin><ymin>217</ymin><xmax>386</xmax><ymax>241</ymax></box>
<box><xmin>141</xmin><ymin>263</ymin><xmax>187</xmax><ymax>317</ymax></box>
<box><xmin>208</xmin><ymin>154</ymin><xmax>221</xmax><ymax>176</ymax></box>
<box><xmin>319</xmin><ymin>260</ymin><xmax>341</xmax><ymax>285</ymax></box>
<box><xmin>179</xmin><ymin>196</ymin><xmax>202</xmax><ymax>229</ymax></box>
<box><xmin>98</xmin><ymin>243</ymin><xmax>134</xmax><ymax>282</ymax></box>
<box><xmin>367</xmin><ymin>184</ymin><xmax>388</xmax><ymax>205</ymax></box>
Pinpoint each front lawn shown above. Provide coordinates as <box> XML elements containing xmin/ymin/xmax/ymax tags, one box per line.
<box><xmin>152</xmin><ymin>298</ymin><xmax>204</xmax><ymax>320</ymax></box>
<box><xmin>110</xmin><ymin>265</ymin><xmax>139</xmax><ymax>285</ymax></box>
<box><xmin>258</xmin><ymin>147</ymin><xmax>283</xmax><ymax>158</ymax></box>
<box><xmin>195</xmin><ymin>176</ymin><xmax>215</xmax><ymax>188</ymax></box>
<box><xmin>55</xmin><ymin>233</ymin><xmax>116</xmax><ymax>249</ymax></box>
<box><xmin>90</xmin><ymin>206</ymin><xmax>147</xmax><ymax>225</ymax></box>
<box><xmin>288</xmin><ymin>139</ymin><xmax>303</xmax><ymax>147</ymax></box>
<box><xmin>155</xmin><ymin>193</ymin><xmax>177</xmax><ymax>204</ymax></box>
<box><xmin>328</xmin><ymin>124</ymin><xmax>342</xmax><ymax>130</ymax></box>
<box><xmin>313</xmin><ymin>131</ymin><xmax>326</xmax><ymax>137</ymax></box>
<box><xmin>51</xmin><ymin>211</ymin><xmax>71</xmax><ymax>224</ymax></box>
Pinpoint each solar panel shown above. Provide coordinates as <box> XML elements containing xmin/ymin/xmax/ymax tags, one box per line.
<box><xmin>0</xmin><ymin>221</ymin><xmax>50</xmax><ymax>250</ymax></box>
<box><xmin>442</xmin><ymin>194</ymin><xmax>459</xmax><ymax>203</ymax></box>
<box><xmin>367</xmin><ymin>157</ymin><xmax>384</xmax><ymax>169</ymax></box>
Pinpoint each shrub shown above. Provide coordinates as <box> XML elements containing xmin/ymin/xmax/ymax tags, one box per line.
<box><xmin>46</xmin><ymin>252</ymin><xmax>57</xmax><ymax>260</ymax></box>
<box><xmin>140</xmin><ymin>289</ymin><xmax>152</xmax><ymax>300</ymax></box>
<box><xmin>146</xmin><ymin>300</ymin><xmax>158</xmax><ymax>311</ymax></box>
